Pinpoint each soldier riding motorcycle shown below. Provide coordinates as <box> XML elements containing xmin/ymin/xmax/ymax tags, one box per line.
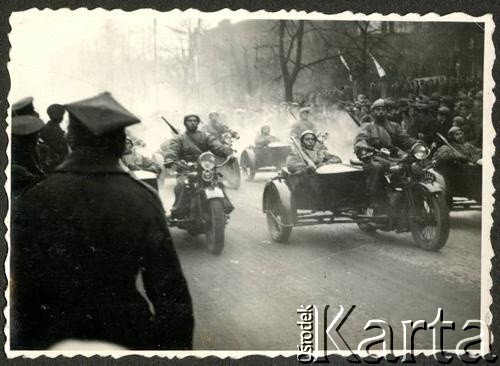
<box><xmin>353</xmin><ymin>99</ymin><xmax>449</xmax><ymax>249</ymax></box>
<box><xmin>164</xmin><ymin>114</ymin><xmax>234</xmax><ymax>254</ymax></box>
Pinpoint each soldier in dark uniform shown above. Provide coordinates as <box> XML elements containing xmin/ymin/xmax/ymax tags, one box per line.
<box><xmin>11</xmin><ymin>92</ymin><xmax>194</xmax><ymax>350</ymax></box>
<box><xmin>39</xmin><ymin>104</ymin><xmax>69</xmax><ymax>172</ymax></box>
<box><xmin>12</xmin><ymin>96</ymin><xmax>53</xmax><ymax>171</ymax></box>
<box><xmin>11</xmin><ymin>115</ymin><xmax>46</xmax><ymax>199</ymax></box>
<box><xmin>354</xmin><ymin>98</ymin><xmax>416</xmax><ymax>209</ymax></box>
<box><xmin>164</xmin><ymin>114</ymin><xmax>233</xmax><ymax>218</ymax></box>
<box><xmin>11</xmin><ymin>96</ymin><xmax>39</xmax><ymax>117</ymax></box>
<box><xmin>200</xmin><ymin>110</ymin><xmax>239</xmax><ymax>141</ymax></box>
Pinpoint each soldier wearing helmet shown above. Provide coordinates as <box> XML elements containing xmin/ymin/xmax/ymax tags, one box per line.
<box><xmin>164</xmin><ymin>114</ymin><xmax>233</xmax><ymax>218</ymax></box>
<box><xmin>434</xmin><ymin>126</ymin><xmax>482</xmax><ymax>165</ymax></box>
<box><xmin>200</xmin><ymin>110</ymin><xmax>239</xmax><ymax>141</ymax></box>
<box><xmin>286</xmin><ymin>130</ymin><xmax>341</xmax><ymax>174</ymax></box>
<box><xmin>353</xmin><ymin>98</ymin><xmax>416</xmax><ymax>209</ymax></box>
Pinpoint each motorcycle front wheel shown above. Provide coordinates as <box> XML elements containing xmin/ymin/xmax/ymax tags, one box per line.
<box><xmin>205</xmin><ymin>198</ymin><xmax>225</xmax><ymax>255</ymax></box>
<box><xmin>265</xmin><ymin>189</ymin><xmax>292</xmax><ymax>243</ymax></box>
<box><xmin>410</xmin><ymin>188</ymin><xmax>450</xmax><ymax>251</ymax></box>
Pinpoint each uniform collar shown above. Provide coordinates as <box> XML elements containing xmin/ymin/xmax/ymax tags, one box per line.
<box><xmin>56</xmin><ymin>149</ymin><xmax>126</xmax><ymax>173</ymax></box>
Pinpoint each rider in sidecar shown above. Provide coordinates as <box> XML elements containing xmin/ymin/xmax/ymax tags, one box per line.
<box><xmin>434</xmin><ymin>126</ymin><xmax>482</xmax><ymax>205</ymax></box>
<box><xmin>353</xmin><ymin>98</ymin><xmax>417</xmax><ymax>211</ymax></box>
<box><xmin>286</xmin><ymin>130</ymin><xmax>342</xmax><ymax>174</ymax></box>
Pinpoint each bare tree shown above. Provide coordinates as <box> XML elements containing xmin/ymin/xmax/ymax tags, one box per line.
<box><xmin>160</xmin><ymin>19</ymin><xmax>204</xmax><ymax>106</ymax></box>
<box><xmin>276</xmin><ymin>20</ymin><xmax>338</xmax><ymax>102</ymax></box>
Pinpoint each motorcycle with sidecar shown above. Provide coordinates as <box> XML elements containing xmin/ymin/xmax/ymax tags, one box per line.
<box><xmin>434</xmin><ymin>158</ymin><xmax>482</xmax><ymax>211</ymax></box>
<box><xmin>166</xmin><ymin>152</ymin><xmax>234</xmax><ymax>255</ymax></box>
<box><xmin>240</xmin><ymin>142</ymin><xmax>292</xmax><ymax>181</ymax></box>
<box><xmin>262</xmin><ymin>143</ymin><xmax>450</xmax><ymax>251</ymax></box>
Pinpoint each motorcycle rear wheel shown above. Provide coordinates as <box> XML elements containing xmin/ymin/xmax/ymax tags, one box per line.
<box><xmin>410</xmin><ymin>189</ymin><xmax>449</xmax><ymax>251</ymax></box>
<box><xmin>205</xmin><ymin>199</ymin><xmax>225</xmax><ymax>255</ymax></box>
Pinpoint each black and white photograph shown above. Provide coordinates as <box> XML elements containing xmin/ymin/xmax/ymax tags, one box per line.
<box><xmin>5</xmin><ymin>8</ymin><xmax>495</xmax><ymax>360</ymax></box>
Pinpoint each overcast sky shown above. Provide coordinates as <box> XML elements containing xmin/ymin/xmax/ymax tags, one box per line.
<box><xmin>8</xmin><ymin>9</ymin><xmax>226</xmax><ymax>120</ymax></box>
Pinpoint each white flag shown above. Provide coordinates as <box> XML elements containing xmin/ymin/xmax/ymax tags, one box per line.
<box><xmin>338</xmin><ymin>52</ymin><xmax>353</xmax><ymax>81</ymax></box>
<box><xmin>369</xmin><ymin>52</ymin><xmax>386</xmax><ymax>78</ymax></box>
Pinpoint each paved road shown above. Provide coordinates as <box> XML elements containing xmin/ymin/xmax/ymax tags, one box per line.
<box><xmin>158</xmin><ymin>173</ymin><xmax>481</xmax><ymax>352</ymax></box>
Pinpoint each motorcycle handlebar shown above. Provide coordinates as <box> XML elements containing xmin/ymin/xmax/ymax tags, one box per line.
<box><xmin>216</xmin><ymin>155</ymin><xmax>235</xmax><ymax>168</ymax></box>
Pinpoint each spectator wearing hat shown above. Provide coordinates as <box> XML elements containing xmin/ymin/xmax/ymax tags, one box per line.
<box><xmin>456</xmin><ymin>100</ymin><xmax>478</xmax><ymax>145</ymax></box>
<box><xmin>11</xmin><ymin>115</ymin><xmax>46</xmax><ymax>198</ymax></box>
<box><xmin>11</xmin><ymin>92</ymin><xmax>194</xmax><ymax>350</ymax></box>
<box><xmin>435</xmin><ymin>106</ymin><xmax>453</xmax><ymax>143</ymax></box>
<box><xmin>472</xmin><ymin>91</ymin><xmax>483</xmax><ymax>148</ymax></box>
<box><xmin>407</xmin><ymin>98</ymin><xmax>437</xmax><ymax>145</ymax></box>
<box><xmin>290</xmin><ymin>106</ymin><xmax>315</xmax><ymax>140</ymax></box>
<box><xmin>385</xmin><ymin>99</ymin><xmax>400</xmax><ymax>124</ymax></box>
<box><xmin>39</xmin><ymin>104</ymin><xmax>69</xmax><ymax>172</ymax></box>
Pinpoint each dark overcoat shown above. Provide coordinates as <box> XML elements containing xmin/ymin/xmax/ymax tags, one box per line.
<box><xmin>39</xmin><ymin>121</ymin><xmax>69</xmax><ymax>171</ymax></box>
<box><xmin>11</xmin><ymin>149</ymin><xmax>194</xmax><ymax>350</ymax></box>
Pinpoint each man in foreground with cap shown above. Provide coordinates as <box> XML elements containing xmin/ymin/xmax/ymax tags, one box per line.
<box><xmin>11</xmin><ymin>115</ymin><xmax>46</xmax><ymax>198</ymax></box>
<box><xmin>354</xmin><ymin>98</ymin><xmax>416</xmax><ymax>210</ymax></box>
<box><xmin>39</xmin><ymin>104</ymin><xmax>69</xmax><ymax>172</ymax></box>
<box><xmin>290</xmin><ymin>106</ymin><xmax>315</xmax><ymax>140</ymax></box>
<box><xmin>164</xmin><ymin>114</ymin><xmax>233</xmax><ymax>218</ymax></box>
<box><xmin>287</xmin><ymin>130</ymin><xmax>341</xmax><ymax>174</ymax></box>
<box><xmin>200</xmin><ymin>110</ymin><xmax>239</xmax><ymax>142</ymax></box>
<box><xmin>11</xmin><ymin>92</ymin><xmax>194</xmax><ymax>350</ymax></box>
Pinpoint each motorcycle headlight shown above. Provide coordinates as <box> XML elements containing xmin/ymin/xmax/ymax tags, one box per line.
<box><xmin>411</xmin><ymin>143</ymin><xmax>429</xmax><ymax>160</ymax></box>
<box><xmin>201</xmin><ymin>170</ymin><xmax>214</xmax><ymax>181</ymax></box>
<box><xmin>199</xmin><ymin>152</ymin><xmax>216</xmax><ymax>170</ymax></box>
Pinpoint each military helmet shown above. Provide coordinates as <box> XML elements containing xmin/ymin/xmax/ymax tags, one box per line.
<box><xmin>371</xmin><ymin>98</ymin><xmax>386</xmax><ymax>110</ymax></box>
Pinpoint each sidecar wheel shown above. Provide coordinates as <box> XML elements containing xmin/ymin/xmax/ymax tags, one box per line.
<box><xmin>265</xmin><ymin>189</ymin><xmax>292</xmax><ymax>243</ymax></box>
<box><xmin>205</xmin><ymin>199</ymin><xmax>225</xmax><ymax>255</ymax></box>
<box><xmin>410</xmin><ymin>189</ymin><xmax>450</xmax><ymax>251</ymax></box>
